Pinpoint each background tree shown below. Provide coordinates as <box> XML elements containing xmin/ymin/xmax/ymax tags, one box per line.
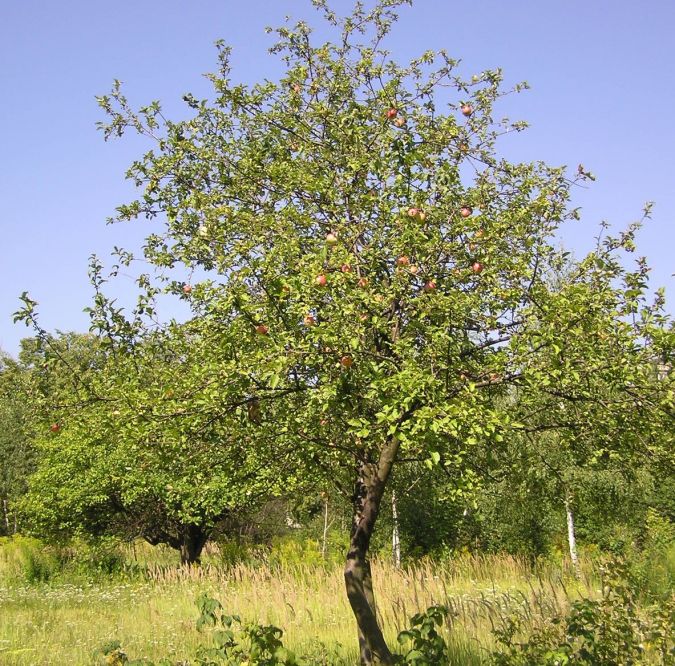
<box><xmin>0</xmin><ymin>352</ymin><xmax>35</xmax><ymax>535</ymax></box>
<box><xmin>0</xmin><ymin>332</ymin><xmax>102</xmax><ymax>536</ymax></box>
<box><xmin>16</xmin><ymin>315</ymin><xmax>302</xmax><ymax>564</ymax></box>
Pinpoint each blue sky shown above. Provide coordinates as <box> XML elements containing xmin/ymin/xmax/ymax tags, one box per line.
<box><xmin>2</xmin><ymin>0</ymin><xmax>673</xmax><ymax>356</ymax></box>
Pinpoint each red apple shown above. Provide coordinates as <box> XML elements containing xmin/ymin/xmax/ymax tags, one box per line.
<box><xmin>303</xmin><ymin>314</ymin><xmax>316</xmax><ymax>327</ymax></box>
<box><xmin>255</xmin><ymin>324</ymin><xmax>269</xmax><ymax>335</ymax></box>
<box><xmin>316</xmin><ymin>274</ymin><xmax>328</xmax><ymax>287</ymax></box>
<box><xmin>357</xmin><ymin>277</ymin><xmax>369</xmax><ymax>288</ymax></box>
<box><xmin>182</xmin><ymin>283</ymin><xmax>193</xmax><ymax>294</ymax></box>
<box><xmin>460</xmin><ymin>206</ymin><xmax>473</xmax><ymax>218</ymax></box>
<box><xmin>393</xmin><ymin>116</ymin><xmax>405</xmax><ymax>128</ymax></box>
<box><xmin>471</xmin><ymin>262</ymin><xmax>483</xmax><ymax>274</ymax></box>
<box><xmin>386</xmin><ymin>107</ymin><xmax>398</xmax><ymax>120</ymax></box>
<box><xmin>340</xmin><ymin>355</ymin><xmax>354</xmax><ymax>368</ymax></box>
<box><xmin>291</xmin><ymin>83</ymin><xmax>301</xmax><ymax>94</ymax></box>
<box><xmin>407</xmin><ymin>207</ymin><xmax>419</xmax><ymax>218</ymax></box>
<box><xmin>396</xmin><ymin>255</ymin><xmax>410</xmax><ymax>267</ymax></box>
<box><xmin>340</xmin><ymin>263</ymin><xmax>352</xmax><ymax>273</ymax></box>
<box><xmin>409</xmin><ymin>264</ymin><xmax>419</xmax><ymax>275</ymax></box>
<box><xmin>50</xmin><ymin>423</ymin><xmax>61</xmax><ymax>433</ymax></box>
<box><xmin>461</xmin><ymin>103</ymin><xmax>474</xmax><ymax>117</ymax></box>
<box><xmin>423</xmin><ymin>279</ymin><xmax>437</xmax><ymax>292</ymax></box>
<box><xmin>459</xmin><ymin>141</ymin><xmax>470</xmax><ymax>153</ymax></box>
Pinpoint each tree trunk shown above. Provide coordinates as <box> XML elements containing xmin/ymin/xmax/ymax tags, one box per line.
<box><xmin>179</xmin><ymin>524</ymin><xmax>209</xmax><ymax>565</ymax></box>
<box><xmin>344</xmin><ymin>438</ymin><xmax>399</xmax><ymax>665</ymax></box>
<box><xmin>565</xmin><ymin>493</ymin><xmax>580</xmax><ymax>578</ymax></box>
<box><xmin>322</xmin><ymin>495</ymin><xmax>329</xmax><ymax>559</ymax></box>
<box><xmin>2</xmin><ymin>499</ymin><xmax>9</xmax><ymax>535</ymax></box>
<box><xmin>391</xmin><ymin>491</ymin><xmax>401</xmax><ymax>569</ymax></box>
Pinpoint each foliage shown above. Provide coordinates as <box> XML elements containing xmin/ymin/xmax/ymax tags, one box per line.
<box><xmin>14</xmin><ymin>326</ymin><xmax>299</xmax><ymax>564</ymax></box>
<box><xmin>0</xmin><ymin>535</ymin><xmax>62</xmax><ymax>584</ymax></box>
<box><xmin>491</xmin><ymin>560</ymin><xmax>674</xmax><ymax>665</ymax></box>
<box><xmin>395</xmin><ymin>605</ymin><xmax>450</xmax><ymax>665</ymax></box>
<box><xmin>629</xmin><ymin>509</ymin><xmax>675</xmax><ymax>601</ymax></box>
<box><xmin>194</xmin><ymin>594</ymin><xmax>299</xmax><ymax>665</ymax></box>
<box><xmin>0</xmin><ymin>351</ymin><xmax>37</xmax><ymax>534</ymax></box>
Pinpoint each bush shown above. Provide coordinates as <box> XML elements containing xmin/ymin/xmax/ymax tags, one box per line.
<box><xmin>491</xmin><ymin>559</ymin><xmax>674</xmax><ymax>665</ymax></box>
<box><xmin>0</xmin><ymin>535</ymin><xmax>62</xmax><ymax>583</ymax></box>
<box><xmin>267</xmin><ymin>536</ymin><xmax>326</xmax><ymax>568</ymax></box>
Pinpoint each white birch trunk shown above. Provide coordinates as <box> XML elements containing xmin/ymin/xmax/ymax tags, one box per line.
<box><xmin>2</xmin><ymin>499</ymin><xmax>9</xmax><ymax>534</ymax></box>
<box><xmin>322</xmin><ymin>496</ymin><xmax>329</xmax><ymax>559</ymax></box>
<box><xmin>565</xmin><ymin>493</ymin><xmax>580</xmax><ymax>578</ymax></box>
<box><xmin>391</xmin><ymin>491</ymin><xmax>401</xmax><ymax>568</ymax></box>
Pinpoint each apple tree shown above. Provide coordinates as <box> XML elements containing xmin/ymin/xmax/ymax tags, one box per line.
<box><xmin>19</xmin><ymin>0</ymin><xmax>668</xmax><ymax>661</ymax></box>
<box><xmin>14</xmin><ymin>309</ymin><xmax>301</xmax><ymax>564</ymax></box>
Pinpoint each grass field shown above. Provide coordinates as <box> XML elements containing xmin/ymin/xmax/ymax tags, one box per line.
<box><xmin>0</xmin><ymin>540</ymin><xmax>599</xmax><ymax>665</ymax></box>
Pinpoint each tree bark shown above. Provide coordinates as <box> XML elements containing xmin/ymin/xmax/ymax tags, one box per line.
<box><xmin>179</xmin><ymin>524</ymin><xmax>209</xmax><ymax>565</ymax></box>
<box><xmin>2</xmin><ymin>499</ymin><xmax>9</xmax><ymax>535</ymax></box>
<box><xmin>344</xmin><ymin>437</ymin><xmax>399</xmax><ymax>665</ymax></box>
<box><xmin>565</xmin><ymin>493</ymin><xmax>580</xmax><ymax>578</ymax></box>
<box><xmin>391</xmin><ymin>491</ymin><xmax>401</xmax><ymax>569</ymax></box>
<box><xmin>322</xmin><ymin>496</ymin><xmax>329</xmax><ymax>559</ymax></box>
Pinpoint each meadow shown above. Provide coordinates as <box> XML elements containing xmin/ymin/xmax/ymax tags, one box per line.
<box><xmin>3</xmin><ymin>537</ymin><xmax>669</xmax><ymax>665</ymax></box>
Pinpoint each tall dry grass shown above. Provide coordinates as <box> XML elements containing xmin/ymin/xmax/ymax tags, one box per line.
<box><xmin>0</xmin><ymin>546</ymin><xmax>593</xmax><ymax>665</ymax></box>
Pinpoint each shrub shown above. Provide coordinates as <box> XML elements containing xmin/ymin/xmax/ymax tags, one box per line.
<box><xmin>0</xmin><ymin>535</ymin><xmax>62</xmax><ymax>583</ymax></box>
<box><xmin>491</xmin><ymin>559</ymin><xmax>674</xmax><ymax>665</ymax></box>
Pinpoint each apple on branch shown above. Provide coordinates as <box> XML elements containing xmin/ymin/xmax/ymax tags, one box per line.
<box><xmin>340</xmin><ymin>355</ymin><xmax>354</xmax><ymax>368</ymax></box>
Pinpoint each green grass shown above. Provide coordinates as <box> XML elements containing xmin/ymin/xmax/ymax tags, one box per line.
<box><xmin>0</xmin><ymin>539</ymin><xmax>670</xmax><ymax>664</ymax></box>
<box><xmin>0</xmin><ymin>541</ymin><xmax>587</xmax><ymax>665</ymax></box>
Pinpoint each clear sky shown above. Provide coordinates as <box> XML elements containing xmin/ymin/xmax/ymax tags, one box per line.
<box><xmin>2</xmin><ymin>0</ymin><xmax>673</xmax><ymax>357</ymax></box>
